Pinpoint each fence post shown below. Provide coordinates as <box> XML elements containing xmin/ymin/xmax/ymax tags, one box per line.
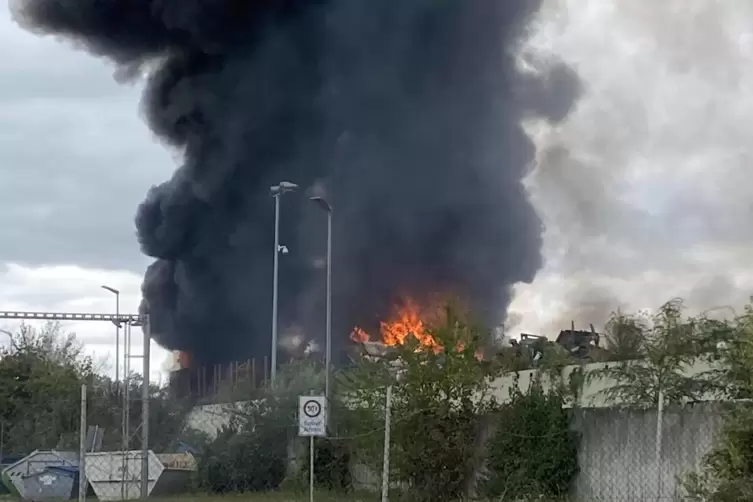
<box><xmin>78</xmin><ymin>384</ymin><xmax>87</xmax><ymax>502</ymax></box>
<box><xmin>655</xmin><ymin>388</ymin><xmax>664</xmax><ymax>460</ymax></box>
<box><xmin>381</xmin><ymin>385</ymin><xmax>393</xmax><ymax>502</ymax></box>
<box><xmin>655</xmin><ymin>388</ymin><xmax>665</xmax><ymax>498</ymax></box>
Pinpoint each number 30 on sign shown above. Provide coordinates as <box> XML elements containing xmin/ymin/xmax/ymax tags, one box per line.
<box><xmin>298</xmin><ymin>395</ymin><xmax>327</xmax><ymax>437</ymax></box>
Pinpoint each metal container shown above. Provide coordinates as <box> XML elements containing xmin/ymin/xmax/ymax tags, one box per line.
<box><xmin>22</xmin><ymin>465</ymin><xmax>78</xmax><ymax>500</ymax></box>
<box><xmin>83</xmin><ymin>450</ymin><xmax>161</xmax><ymax>501</ymax></box>
<box><xmin>152</xmin><ymin>453</ymin><xmax>196</xmax><ymax>496</ymax></box>
<box><xmin>2</xmin><ymin>450</ymin><xmax>78</xmax><ymax>499</ymax></box>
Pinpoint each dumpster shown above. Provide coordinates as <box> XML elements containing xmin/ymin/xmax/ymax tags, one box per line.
<box><xmin>0</xmin><ymin>456</ymin><xmax>24</xmax><ymax>494</ymax></box>
<box><xmin>84</xmin><ymin>450</ymin><xmax>161</xmax><ymax>501</ymax></box>
<box><xmin>153</xmin><ymin>453</ymin><xmax>196</xmax><ymax>496</ymax></box>
<box><xmin>22</xmin><ymin>465</ymin><xmax>78</xmax><ymax>501</ymax></box>
<box><xmin>2</xmin><ymin>450</ymin><xmax>78</xmax><ymax>499</ymax></box>
<box><xmin>84</xmin><ymin>451</ymin><xmax>197</xmax><ymax>501</ymax></box>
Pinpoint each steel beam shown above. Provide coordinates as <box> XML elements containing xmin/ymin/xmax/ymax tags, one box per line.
<box><xmin>0</xmin><ymin>311</ymin><xmax>142</xmax><ymax>323</ymax></box>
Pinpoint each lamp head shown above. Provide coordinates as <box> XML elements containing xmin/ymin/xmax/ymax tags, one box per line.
<box><xmin>270</xmin><ymin>181</ymin><xmax>299</xmax><ymax>195</ymax></box>
<box><xmin>309</xmin><ymin>196</ymin><xmax>332</xmax><ymax>213</ymax></box>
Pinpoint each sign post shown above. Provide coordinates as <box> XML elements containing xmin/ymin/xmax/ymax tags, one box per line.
<box><xmin>298</xmin><ymin>396</ymin><xmax>327</xmax><ymax>502</ymax></box>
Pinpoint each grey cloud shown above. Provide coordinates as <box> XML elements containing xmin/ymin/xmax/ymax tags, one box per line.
<box><xmin>0</xmin><ymin>7</ymin><xmax>172</xmax><ymax>272</ymax></box>
<box><xmin>518</xmin><ymin>0</ymin><xmax>753</xmax><ymax>329</ymax></box>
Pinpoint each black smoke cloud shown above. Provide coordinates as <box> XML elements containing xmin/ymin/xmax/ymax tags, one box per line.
<box><xmin>13</xmin><ymin>0</ymin><xmax>580</xmax><ymax>366</ymax></box>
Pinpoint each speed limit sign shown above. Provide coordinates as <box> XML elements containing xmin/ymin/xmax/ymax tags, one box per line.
<box><xmin>298</xmin><ymin>396</ymin><xmax>327</xmax><ymax>437</ymax></box>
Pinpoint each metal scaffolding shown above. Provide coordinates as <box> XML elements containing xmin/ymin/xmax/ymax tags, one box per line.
<box><xmin>0</xmin><ymin>311</ymin><xmax>141</xmax><ymax>323</ymax></box>
<box><xmin>0</xmin><ymin>310</ymin><xmax>151</xmax><ymax>499</ymax></box>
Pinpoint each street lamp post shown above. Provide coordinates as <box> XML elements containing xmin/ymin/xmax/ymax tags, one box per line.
<box><xmin>310</xmin><ymin>196</ymin><xmax>332</xmax><ymax>405</ymax></box>
<box><xmin>270</xmin><ymin>181</ymin><xmax>298</xmax><ymax>386</ymax></box>
<box><xmin>101</xmin><ymin>285</ymin><xmax>120</xmax><ymax>388</ymax></box>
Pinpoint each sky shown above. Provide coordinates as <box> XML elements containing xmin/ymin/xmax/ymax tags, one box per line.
<box><xmin>2</xmin><ymin>0</ymin><xmax>753</xmax><ymax>380</ymax></box>
<box><xmin>507</xmin><ymin>0</ymin><xmax>753</xmax><ymax>335</ymax></box>
<box><xmin>0</xmin><ymin>0</ymin><xmax>175</xmax><ymax>380</ymax></box>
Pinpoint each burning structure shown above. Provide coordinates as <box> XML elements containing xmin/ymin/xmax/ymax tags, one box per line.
<box><xmin>15</xmin><ymin>0</ymin><xmax>580</xmax><ymax>381</ymax></box>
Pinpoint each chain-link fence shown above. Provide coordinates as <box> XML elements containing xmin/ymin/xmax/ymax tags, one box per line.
<box><xmin>142</xmin><ymin>389</ymin><xmax>729</xmax><ymax>501</ymax></box>
<box><xmin>0</xmin><ymin>370</ymin><xmax>733</xmax><ymax>501</ymax></box>
<box><xmin>572</xmin><ymin>403</ymin><xmax>724</xmax><ymax>501</ymax></box>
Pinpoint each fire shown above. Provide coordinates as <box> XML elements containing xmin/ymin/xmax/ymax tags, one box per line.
<box><xmin>350</xmin><ymin>298</ymin><xmax>483</xmax><ymax>360</ymax></box>
<box><xmin>350</xmin><ymin>326</ymin><xmax>370</xmax><ymax>343</ymax></box>
<box><xmin>175</xmin><ymin>350</ymin><xmax>191</xmax><ymax>370</ymax></box>
<box><xmin>350</xmin><ymin>298</ymin><xmax>440</xmax><ymax>351</ymax></box>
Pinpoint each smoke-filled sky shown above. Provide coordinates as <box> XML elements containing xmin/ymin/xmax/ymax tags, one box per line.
<box><xmin>508</xmin><ymin>0</ymin><xmax>753</xmax><ymax>334</ymax></box>
<box><xmin>1</xmin><ymin>0</ymin><xmax>752</xmax><ymax>373</ymax></box>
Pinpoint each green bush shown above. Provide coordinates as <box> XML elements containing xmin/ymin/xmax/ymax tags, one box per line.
<box><xmin>680</xmin><ymin>302</ymin><xmax>753</xmax><ymax>500</ymax></box>
<box><xmin>196</xmin><ymin>362</ymin><xmax>331</xmax><ymax>494</ymax></box>
<box><xmin>299</xmin><ymin>437</ymin><xmax>353</xmax><ymax>492</ymax></box>
<box><xmin>483</xmin><ymin>378</ymin><xmax>579</xmax><ymax>500</ymax></box>
<box><xmin>197</xmin><ymin>414</ymin><xmax>288</xmax><ymax>493</ymax></box>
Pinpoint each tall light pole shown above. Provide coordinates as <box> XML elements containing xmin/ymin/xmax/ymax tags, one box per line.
<box><xmin>101</xmin><ymin>285</ymin><xmax>120</xmax><ymax>388</ymax></box>
<box><xmin>270</xmin><ymin>181</ymin><xmax>298</xmax><ymax>386</ymax></box>
<box><xmin>310</xmin><ymin>196</ymin><xmax>332</xmax><ymax>405</ymax></box>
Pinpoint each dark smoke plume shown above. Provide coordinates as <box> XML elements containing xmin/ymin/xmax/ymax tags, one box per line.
<box><xmin>13</xmin><ymin>0</ymin><xmax>579</xmax><ymax>366</ymax></box>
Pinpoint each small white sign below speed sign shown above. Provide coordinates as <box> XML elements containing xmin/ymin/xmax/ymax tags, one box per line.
<box><xmin>298</xmin><ymin>395</ymin><xmax>327</xmax><ymax>437</ymax></box>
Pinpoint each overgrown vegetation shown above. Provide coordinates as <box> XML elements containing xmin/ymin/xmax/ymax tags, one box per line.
<box><xmin>0</xmin><ymin>322</ymin><xmax>192</xmax><ymax>454</ymax></box>
<box><xmin>483</xmin><ymin>375</ymin><xmax>579</xmax><ymax>501</ymax></box>
<box><xmin>587</xmin><ymin>299</ymin><xmax>728</xmax><ymax>408</ymax></box>
<box><xmin>196</xmin><ymin>361</ymin><xmax>331</xmax><ymax>494</ymax></box>
<box><xmin>197</xmin><ymin>399</ymin><xmax>289</xmax><ymax>493</ymax></box>
<box><xmin>682</xmin><ymin>302</ymin><xmax>753</xmax><ymax>501</ymax></box>
<box><xmin>10</xmin><ymin>297</ymin><xmax>753</xmax><ymax>501</ymax></box>
<box><xmin>339</xmin><ymin>305</ymin><xmax>497</xmax><ymax>502</ymax></box>
<box><xmin>298</xmin><ymin>437</ymin><xmax>352</xmax><ymax>492</ymax></box>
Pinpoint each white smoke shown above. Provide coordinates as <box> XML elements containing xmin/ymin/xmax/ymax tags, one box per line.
<box><xmin>512</xmin><ymin>0</ymin><xmax>753</xmax><ymax>335</ymax></box>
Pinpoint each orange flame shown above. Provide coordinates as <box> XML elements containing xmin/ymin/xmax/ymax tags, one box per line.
<box><xmin>175</xmin><ymin>350</ymin><xmax>191</xmax><ymax>369</ymax></box>
<box><xmin>350</xmin><ymin>298</ymin><xmax>483</xmax><ymax>360</ymax></box>
<box><xmin>350</xmin><ymin>326</ymin><xmax>369</xmax><ymax>343</ymax></box>
<box><xmin>457</xmin><ymin>342</ymin><xmax>485</xmax><ymax>361</ymax></box>
<box><xmin>350</xmin><ymin>298</ymin><xmax>437</xmax><ymax>350</ymax></box>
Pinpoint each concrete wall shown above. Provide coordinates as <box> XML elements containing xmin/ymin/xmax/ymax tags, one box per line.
<box><xmin>183</xmin><ymin>361</ymin><xmax>725</xmax><ymax>499</ymax></box>
<box><xmin>571</xmin><ymin>403</ymin><xmax>724</xmax><ymax>501</ymax></box>
<box><xmin>184</xmin><ymin>401</ymin><xmax>251</xmax><ymax>438</ymax></box>
<box><xmin>487</xmin><ymin>359</ymin><xmax>720</xmax><ymax>407</ymax></box>
<box><xmin>348</xmin><ymin>403</ymin><xmax>726</xmax><ymax>499</ymax></box>
<box><xmin>184</xmin><ymin>397</ymin><xmax>727</xmax><ymax>500</ymax></box>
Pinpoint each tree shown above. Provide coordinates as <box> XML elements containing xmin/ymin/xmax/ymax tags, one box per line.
<box><xmin>483</xmin><ymin>376</ymin><xmax>579</xmax><ymax>500</ymax></box>
<box><xmin>682</xmin><ymin>301</ymin><xmax>753</xmax><ymax>501</ymax></box>
<box><xmin>197</xmin><ymin>401</ymin><xmax>289</xmax><ymax>493</ymax></box>
<box><xmin>603</xmin><ymin>310</ymin><xmax>645</xmax><ymax>361</ymax></box>
<box><xmin>0</xmin><ymin>322</ymin><xmax>94</xmax><ymax>452</ymax></box>
<box><xmin>340</xmin><ymin>305</ymin><xmax>498</xmax><ymax>501</ymax></box>
<box><xmin>196</xmin><ymin>361</ymin><xmax>327</xmax><ymax>494</ymax></box>
<box><xmin>0</xmin><ymin>322</ymin><xmax>193</xmax><ymax>455</ymax></box>
<box><xmin>84</xmin><ymin>374</ymin><xmax>195</xmax><ymax>452</ymax></box>
<box><xmin>587</xmin><ymin>299</ymin><xmax>723</xmax><ymax>408</ymax></box>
